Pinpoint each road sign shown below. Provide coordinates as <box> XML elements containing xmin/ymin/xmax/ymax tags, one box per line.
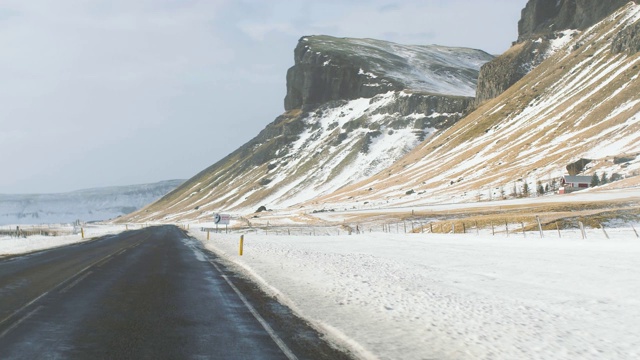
<box><xmin>214</xmin><ymin>213</ymin><xmax>230</xmax><ymax>225</ymax></box>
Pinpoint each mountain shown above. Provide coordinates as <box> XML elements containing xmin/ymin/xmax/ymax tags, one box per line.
<box><xmin>121</xmin><ymin>36</ymin><xmax>493</xmax><ymax>223</ymax></box>
<box><xmin>123</xmin><ymin>1</ymin><xmax>640</xmax><ymax>224</ymax></box>
<box><xmin>476</xmin><ymin>0</ymin><xmax>633</xmax><ymax>104</ymax></box>
<box><xmin>0</xmin><ymin>180</ymin><xmax>184</xmax><ymax>225</ymax></box>
<box><xmin>316</xmin><ymin>2</ymin><xmax>640</xmax><ymax>208</ymax></box>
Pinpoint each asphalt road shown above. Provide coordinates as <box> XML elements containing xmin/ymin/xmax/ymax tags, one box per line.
<box><xmin>0</xmin><ymin>226</ymin><xmax>353</xmax><ymax>360</ymax></box>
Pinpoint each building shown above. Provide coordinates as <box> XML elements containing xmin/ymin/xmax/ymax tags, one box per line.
<box><xmin>559</xmin><ymin>175</ymin><xmax>592</xmax><ymax>194</ymax></box>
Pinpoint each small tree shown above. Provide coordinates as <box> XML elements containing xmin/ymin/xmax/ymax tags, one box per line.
<box><xmin>522</xmin><ymin>182</ymin><xmax>530</xmax><ymax>197</ymax></box>
<box><xmin>545</xmin><ymin>184</ymin><xmax>550</xmax><ymax>193</ymax></box>
<box><xmin>591</xmin><ymin>173</ymin><xmax>600</xmax><ymax>187</ymax></box>
<box><xmin>600</xmin><ymin>172</ymin><xmax>608</xmax><ymax>185</ymax></box>
<box><xmin>537</xmin><ymin>180</ymin><xmax>545</xmax><ymax>195</ymax></box>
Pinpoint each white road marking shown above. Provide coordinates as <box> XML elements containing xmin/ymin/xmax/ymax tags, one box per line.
<box><xmin>0</xmin><ymin>306</ymin><xmax>43</xmax><ymax>339</ymax></box>
<box><xmin>208</xmin><ymin>259</ymin><xmax>299</xmax><ymax>360</ymax></box>
<box><xmin>0</xmin><ymin>237</ymin><xmax>148</xmax><ymax>337</ymax></box>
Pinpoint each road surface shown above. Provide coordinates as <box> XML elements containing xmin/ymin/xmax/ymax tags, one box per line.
<box><xmin>0</xmin><ymin>226</ymin><xmax>352</xmax><ymax>359</ymax></box>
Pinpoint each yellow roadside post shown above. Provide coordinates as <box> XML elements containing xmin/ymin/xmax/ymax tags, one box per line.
<box><xmin>239</xmin><ymin>235</ymin><xmax>244</xmax><ymax>256</ymax></box>
<box><xmin>81</xmin><ymin>228</ymin><xmax>84</xmax><ymax>239</ymax></box>
<box><xmin>207</xmin><ymin>230</ymin><xmax>210</xmax><ymax>240</ymax></box>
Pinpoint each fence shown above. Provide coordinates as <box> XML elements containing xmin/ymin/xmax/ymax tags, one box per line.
<box><xmin>0</xmin><ymin>225</ymin><xmax>77</xmax><ymax>238</ymax></box>
<box><xmin>199</xmin><ymin>217</ymin><xmax>640</xmax><ymax>240</ymax></box>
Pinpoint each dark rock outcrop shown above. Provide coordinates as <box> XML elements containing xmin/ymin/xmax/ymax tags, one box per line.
<box><xmin>476</xmin><ymin>40</ymin><xmax>549</xmax><ymax>104</ymax></box>
<box><xmin>284</xmin><ymin>35</ymin><xmax>492</xmax><ymax>111</ymax></box>
<box><xmin>518</xmin><ymin>0</ymin><xmax>631</xmax><ymax>41</ymax></box>
<box><xmin>566</xmin><ymin>158</ymin><xmax>592</xmax><ymax>176</ymax></box>
<box><xmin>612</xmin><ymin>19</ymin><xmax>640</xmax><ymax>54</ymax></box>
<box><xmin>284</xmin><ymin>41</ymin><xmax>398</xmax><ymax>110</ymax></box>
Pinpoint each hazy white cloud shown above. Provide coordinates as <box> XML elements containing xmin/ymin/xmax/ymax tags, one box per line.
<box><xmin>237</xmin><ymin>21</ymin><xmax>298</xmax><ymax>41</ymax></box>
<box><xmin>0</xmin><ymin>0</ymin><xmax>528</xmax><ymax>193</ymax></box>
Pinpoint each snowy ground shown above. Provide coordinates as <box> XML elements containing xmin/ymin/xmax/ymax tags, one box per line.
<box><xmin>190</xmin><ymin>227</ymin><xmax>640</xmax><ymax>360</ymax></box>
<box><xmin>0</xmin><ymin>224</ymin><xmax>130</xmax><ymax>257</ymax></box>
<box><xmin>3</xmin><ymin>218</ymin><xmax>639</xmax><ymax>359</ymax></box>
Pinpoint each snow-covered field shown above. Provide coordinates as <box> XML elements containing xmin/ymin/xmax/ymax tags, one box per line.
<box><xmin>190</xmin><ymin>228</ymin><xmax>640</xmax><ymax>360</ymax></box>
<box><xmin>3</xmin><ymin>218</ymin><xmax>639</xmax><ymax>359</ymax></box>
<box><xmin>0</xmin><ymin>224</ymin><xmax>129</xmax><ymax>257</ymax></box>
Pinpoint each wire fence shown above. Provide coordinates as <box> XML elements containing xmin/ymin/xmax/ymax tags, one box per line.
<box><xmin>198</xmin><ymin>217</ymin><xmax>640</xmax><ymax>240</ymax></box>
<box><xmin>0</xmin><ymin>225</ymin><xmax>79</xmax><ymax>238</ymax></box>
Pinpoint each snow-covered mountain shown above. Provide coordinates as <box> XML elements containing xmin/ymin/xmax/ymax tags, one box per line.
<box><xmin>318</xmin><ymin>2</ymin><xmax>640</xmax><ymax>208</ymax></box>
<box><xmin>122</xmin><ymin>37</ymin><xmax>492</xmax><ymax>222</ymax></box>
<box><xmin>124</xmin><ymin>1</ymin><xmax>640</xmax><ymax>224</ymax></box>
<box><xmin>0</xmin><ymin>180</ymin><xmax>184</xmax><ymax>225</ymax></box>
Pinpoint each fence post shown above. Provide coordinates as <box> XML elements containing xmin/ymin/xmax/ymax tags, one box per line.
<box><xmin>491</xmin><ymin>222</ymin><xmax>495</xmax><ymax>236</ymax></box>
<box><xmin>601</xmin><ymin>224</ymin><xmax>610</xmax><ymax>239</ymax></box>
<box><xmin>475</xmin><ymin>221</ymin><xmax>479</xmax><ymax>236</ymax></box>
<box><xmin>521</xmin><ymin>222</ymin><xmax>526</xmax><ymax>237</ymax></box>
<box><xmin>579</xmin><ymin>221</ymin><xmax>586</xmax><ymax>239</ymax></box>
<box><xmin>505</xmin><ymin>221</ymin><xmax>509</xmax><ymax>237</ymax></box>
<box><xmin>536</xmin><ymin>216</ymin><xmax>544</xmax><ymax>238</ymax></box>
<box><xmin>462</xmin><ymin>223</ymin><xmax>466</xmax><ymax>234</ymax></box>
<box><xmin>556</xmin><ymin>221</ymin><xmax>561</xmax><ymax>238</ymax></box>
<box><xmin>632</xmin><ymin>225</ymin><xmax>639</xmax><ymax>238</ymax></box>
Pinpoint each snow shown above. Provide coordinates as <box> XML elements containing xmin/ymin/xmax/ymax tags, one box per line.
<box><xmin>547</xmin><ymin>30</ymin><xmax>580</xmax><ymax>56</ymax></box>
<box><xmin>0</xmin><ymin>224</ymin><xmax>129</xmax><ymax>257</ymax></box>
<box><xmin>191</xmin><ymin>224</ymin><xmax>640</xmax><ymax>360</ymax></box>
<box><xmin>3</xmin><ymin>197</ymin><xmax>640</xmax><ymax>360</ymax></box>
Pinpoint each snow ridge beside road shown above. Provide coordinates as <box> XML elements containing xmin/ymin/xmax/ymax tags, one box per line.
<box><xmin>191</xmin><ymin>229</ymin><xmax>640</xmax><ymax>360</ymax></box>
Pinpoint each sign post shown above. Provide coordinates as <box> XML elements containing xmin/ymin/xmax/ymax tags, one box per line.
<box><xmin>214</xmin><ymin>213</ymin><xmax>231</xmax><ymax>233</ymax></box>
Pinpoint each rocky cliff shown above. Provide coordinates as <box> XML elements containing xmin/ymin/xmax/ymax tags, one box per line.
<box><xmin>518</xmin><ymin>0</ymin><xmax>632</xmax><ymax>41</ymax></box>
<box><xmin>285</xmin><ymin>36</ymin><xmax>492</xmax><ymax>111</ymax></box>
<box><xmin>612</xmin><ymin>19</ymin><xmax>640</xmax><ymax>54</ymax></box>
<box><xmin>476</xmin><ymin>0</ymin><xmax>632</xmax><ymax>104</ymax></box>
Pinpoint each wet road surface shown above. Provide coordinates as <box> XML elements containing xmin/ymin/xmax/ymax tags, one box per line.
<box><xmin>0</xmin><ymin>226</ymin><xmax>353</xmax><ymax>359</ymax></box>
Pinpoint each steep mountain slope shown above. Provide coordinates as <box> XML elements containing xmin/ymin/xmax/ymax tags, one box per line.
<box><xmin>316</xmin><ymin>3</ymin><xmax>640</xmax><ymax>209</ymax></box>
<box><xmin>122</xmin><ymin>36</ymin><xmax>492</xmax><ymax>222</ymax></box>
<box><xmin>0</xmin><ymin>180</ymin><xmax>183</xmax><ymax>225</ymax></box>
<box><xmin>476</xmin><ymin>0</ymin><xmax>632</xmax><ymax>104</ymax></box>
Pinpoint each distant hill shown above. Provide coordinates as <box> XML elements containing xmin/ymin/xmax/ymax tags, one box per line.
<box><xmin>0</xmin><ymin>180</ymin><xmax>184</xmax><ymax>225</ymax></box>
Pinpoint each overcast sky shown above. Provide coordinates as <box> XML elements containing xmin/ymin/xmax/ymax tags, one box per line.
<box><xmin>0</xmin><ymin>0</ymin><xmax>527</xmax><ymax>194</ymax></box>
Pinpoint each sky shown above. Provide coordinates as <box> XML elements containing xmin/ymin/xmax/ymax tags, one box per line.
<box><xmin>0</xmin><ymin>0</ymin><xmax>527</xmax><ymax>194</ymax></box>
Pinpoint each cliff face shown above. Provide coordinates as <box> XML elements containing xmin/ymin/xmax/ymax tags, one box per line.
<box><xmin>612</xmin><ymin>19</ymin><xmax>640</xmax><ymax>54</ymax></box>
<box><xmin>476</xmin><ymin>0</ymin><xmax>632</xmax><ymax>105</ymax></box>
<box><xmin>475</xmin><ymin>40</ymin><xmax>549</xmax><ymax>104</ymax></box>
<box><xmin>284</xmin><ymin>35</ymin><xmax>492</xmax><ymax>111</ymax></box>
<box><xmin>283</xmin><ymin>41</ymin><xmax>397</xmax><ymax>111</ymax></box>
<box><xmin>518</xmin><ymin>0</ymin><xmax>631</xmax><ymax>41</ymax></box>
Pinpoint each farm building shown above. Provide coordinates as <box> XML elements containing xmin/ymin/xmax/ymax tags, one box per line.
<box><xmin>559</xmin><ymin>175</ymin><xmax>592</xmax><ymax>194</ymax></box>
